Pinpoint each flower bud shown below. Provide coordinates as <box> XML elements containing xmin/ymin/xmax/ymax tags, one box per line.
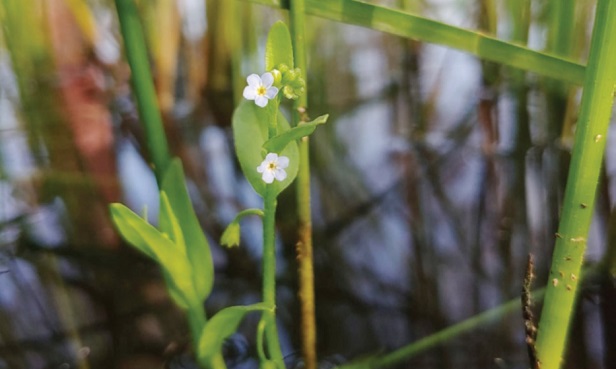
<box><xmin>220</xmin><ymin>221</ymin><xmax>241</xmax><ymax>248</ymax></box>
<box><xmin>270</xmin><ymin>69</ymin><xmax>282</xmax><ymax>86</ymax></box>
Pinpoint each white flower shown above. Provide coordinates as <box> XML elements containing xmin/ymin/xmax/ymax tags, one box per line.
<box><xmin>257</xmin><ymin>153</ymin><xmax>289</xmax><ymax>184</ymax></box>
<box><xmin>243</xmin><ymin>73</ymin><xmax>279</xmax><ymax>108</ymax></box>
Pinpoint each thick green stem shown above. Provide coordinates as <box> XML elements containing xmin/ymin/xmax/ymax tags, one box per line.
<box><xmin>114</xmin><ymin>0</ymin><xmax>171</xmax><ymax>182</ymax></box>
<box><xmin>534</xmin><ymin>1</ymin><xmax>616</xmax><ymax>368</ymax></box>
<box><xmin>262</xmin><ymin>186</ymin><xmax>284</xmax><ymax>364</ymax></box>
<box><xmin>289</xmin><ymin>1</ymin><xmax>318</xmax><ymax>369</ymax></box>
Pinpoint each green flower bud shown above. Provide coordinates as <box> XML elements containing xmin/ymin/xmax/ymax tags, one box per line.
<box><xmin>220</xmin><ymin>221</ymin><xmax>241</xmax><ymax>248</ymax></box>
<box><xmin>270</xmin><ymin>69</ymin><xmax>282</xmax><ymax>86</ymax></box>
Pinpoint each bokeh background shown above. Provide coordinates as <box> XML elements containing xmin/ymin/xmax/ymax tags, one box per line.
<box><xmin>0</xmin><ymin>0</ymin><xmax>614</xmax><ymax>368</ymax></box>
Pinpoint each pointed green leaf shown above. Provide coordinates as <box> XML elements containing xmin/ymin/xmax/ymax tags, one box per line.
<box><xmin>263</xmin><ymin>114</ymin><xmax>329</xmax><ymax>153</ymax></box>
<box><xmin>233</xmin><ymin>100</ymin><xmax>299</xmax><ymax>197</ymax></box>
<box><xmin>197</xmin><ymin>304</ymin><xmax>271</xmax><ymax>367</ymax></box>
<box><xmin>265</xmin><ymin>21</ymin><xmax>294</xmax><ymax>71</ymax></box>
<box><xmin>109</xmin><ymin>203</ymin><xmax>197</xmax><ymax>308</ymax></box>
<box><xmin>161</xmin><ymin>159</ymin><xmax>214</xmax><ymax>302</ymax></box>
<box><xmin>158</xmin><ymin>191</ymin><xmax>186</xmax><ymax>256</ymax></box>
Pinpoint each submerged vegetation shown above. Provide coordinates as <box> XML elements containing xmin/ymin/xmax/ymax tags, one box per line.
<box><xmin>0</xmin><ymin>0</ymin><xmax>614</xmax><ymax>369</ymax></box>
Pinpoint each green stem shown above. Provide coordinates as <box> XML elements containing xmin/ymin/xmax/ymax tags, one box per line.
<box><xmin>235</xmin><ymin>208</ymin><xmax>266</xmax><ymax>220</ymax></box>
<box><xmin>534</xmin><ymin>1</ymin><xmax>616</xmax><ymax>368</ymax></box>
<box><xmin>114</xmin><ymin>0</ymin><xmax>171</xmax><ymax>182</ymax></box>
<box><xmin>289</xmin><ymin>2</ymin><xmax>318</xmax><ymax>369</ymax></box>
<box><xmin>337</xmin><ymin>289</ymin><xmax>546</xmax><ymax>369</ymax></box>
<box><xmin>262</xmin><ymin>186</ymin><xmax>284</xmax><ymax>364</ymax></box>
<box><xmin>187</xmin><ymin>306</ymin><xmax>207</xmax><ymax>349</ymax></box>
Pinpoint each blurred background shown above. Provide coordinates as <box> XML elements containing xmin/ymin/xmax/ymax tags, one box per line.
<box><xmin>0</xmin><ymin>0</ymin><xmax>614</xmax><ymax>368</ymax></box>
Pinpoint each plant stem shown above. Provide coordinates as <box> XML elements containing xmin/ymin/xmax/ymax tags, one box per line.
<box><xmin>262</xmin><ymin>186</ymin><xmax>284</xmax><ymax>364</ymax></box>
<box><xmin>187</xmin><ymin>306</ymin><xmax>207</xmax><ymax>349</ymax></box>
<box><xmin>534</xmin><ymin>1</ymin><xmax>616</xmax><ymax>368</ymax></box>
<box><xmin>114</xmin><ymin>0</ymin><xmax>171</xmax><ymax>182</ymax></box>
<box><xmin>337</xmin><ymin>289</ymin><xmax>546</xmax><ymax>369</ymax></box>
<box><xmin>289</xmin><ymin>1</ymin><xmax>318</xmax><ymax>369</ymax></box>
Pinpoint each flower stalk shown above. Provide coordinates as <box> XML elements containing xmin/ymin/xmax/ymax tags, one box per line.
<box><xmin>261</xmin><ymin>186</ymin><xmax>284</xmax><ymax>365</ymax></box>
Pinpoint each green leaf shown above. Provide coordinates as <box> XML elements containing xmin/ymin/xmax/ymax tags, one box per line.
<box><xmin>233</xmin><ymin>100</ymin><xmax>299</xmax><ymax>197</ymax></box>
<box><xmin>265</xmin><ymin>21</ymin><xmax>294</xmax><ymax>71</ymax></box>
<box><xmin>161</xmin><ymin>159</ymin><xmax>214</xmax><ymax>302</ymax></box>
<box><xmin>158</xmin><ymin>191</ymin><xmax>186</xmax><ymax>256</ymax></box>
<box><xmin>263</xmin><ymin>114</ymin><xmax>328</xmax><ymax>153</ymax></box>
<box><xmin>109</xmin><ymin>203</ymin><xmax>197</xmax><ymax>308</ymax></box>
<box><xmin>197</xmin><ymin>304</ymin><xmax>271</xmax><ymax>367</ymax></box>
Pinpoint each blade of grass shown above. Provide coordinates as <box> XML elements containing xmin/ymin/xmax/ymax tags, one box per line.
<box><xmin>289</xmin><ymin>1</ymin><xmax>318</xmax><ymax>369</ymax></box>
<box><xmin>534</xmin><ymin>1</ymin><xmax>616</xmax><ymax>368</ymax></box>
<box><xmin>243</xmin><ymin>0</ymin><xmax>585</xmax><ymax>84</ymax></box>
<box><xmin>114</xmin><ymin>0</ymin><xmax>171</xmax><ymax>181</ymax></box>
<box><xmin>337</xmin><ymin>289</ymin><xmax>546</xmax><ymax>369</ymax></box>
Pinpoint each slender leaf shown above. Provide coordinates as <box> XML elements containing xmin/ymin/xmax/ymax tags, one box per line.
<box><xmin>158</xmin><ymin>191</ymin><xmax>186</xmax><ymax>256</ymax></box>
<box><xmin>265</xmin><ymin>21</ymin><xmax>294</xmax><ymax>71</ymax></box>
<box><xmin>246</xmin><ymin>0</ymin><xmax>585</xmax><ymax>84</ymax></box>
<box><xmin>197</xmin><ymin>304</ymin><xmax>271</xmax><ymax>368</ymax></box>
<box><xmin>263</xmin><ymin>114</ymin><xmax>328</xmax><ymax>153</ymax></box>
<box><xmin>109</xmin><ymin>203</ymin><xmax>197</xmax><ymax>308</ymax></box>
<box><xmin>161</xmin><ymin>159</ymin><xmax>214</xmax><ymax>301</ymax></box>
<box><xmin>233</xmin><ymin>100</ymin><xmax>299</xmax><ymax>197</ymax></box>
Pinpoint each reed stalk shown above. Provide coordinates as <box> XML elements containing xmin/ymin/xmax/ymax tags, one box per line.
<box><xmin>534</xmin><ymin>1</ymin><xmax>616</xmax><ymax>368</ymax></box>
<box><xmin>289</xmin><ymin>1</ymin><xmax>318</xmax><ymax>368</ymax></box>
<box><xmin>114</xmin><ymin>0</ymin><xmax>171</xmax><ymax>181</ymax></box>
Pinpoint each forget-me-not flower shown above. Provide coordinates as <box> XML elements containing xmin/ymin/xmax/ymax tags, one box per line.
<box><xmin>243</xmin><ymin>73</ymin><xmax>279</xmax><ymax>108</ymax></box>
<box><xmin>257</xmin><ymin>153</ymin><xmax>289</xmax><ymax>183</ymax></box>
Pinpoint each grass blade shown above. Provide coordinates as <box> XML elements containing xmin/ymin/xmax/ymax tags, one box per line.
<box><xmin>245</xmin><ymin>0</ymin><xmax>585</xmax><ymax>84</ymax></box>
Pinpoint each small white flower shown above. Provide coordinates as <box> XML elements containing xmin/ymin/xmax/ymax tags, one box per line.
<box><xmin>243</xmin><ymin>73</ymin><xmax>279</xmax><ymax>108</ymax></box>
<box><xmin>257</xmin><ymin>153</ymin><xmax>289</xmax><ymax>184</ymax></box>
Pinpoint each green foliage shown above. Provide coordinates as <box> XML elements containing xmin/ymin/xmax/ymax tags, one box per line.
<box><xmin>232</xmin><ymin>100</ymin><xmax>299</xmax><ymax>197</ymax></box>
<box><xmin>161</xmin><ymin>159</ymin><xmax>214</xmax><ymax>301</ymax></box>
<box><xmin>197</xmin><ymin>304</ymin><xmax>271</xmax><ymax>368</ymax></box>
<box><xmin>266</xmin><ymin>21</ymin><xmax>294</xmax><ymax>71</ymax></box>
<box><xmin>110</xmin><ymin>160</ymin><xmax>214</xmax><ymax>309</ymax></box>
<box><xmin>263</xmin><ymin>114</ymin><xmax>329</xmax><ymax>153</ymax></box>
<box><xmin>109</xmin><ymin>201</ymin><xmax>198</xmax><ymax>309</ymax></box>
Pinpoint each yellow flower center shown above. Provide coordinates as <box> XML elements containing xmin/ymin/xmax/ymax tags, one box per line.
<box><xmin>257</xmin><ymin>86</ymin><xmax>267</xmax><ymax>96</ymax></box>
<box><xmin>268</xmin><ymin>162</ymin><xmax>276</xmax><ymax>170</ymax></box>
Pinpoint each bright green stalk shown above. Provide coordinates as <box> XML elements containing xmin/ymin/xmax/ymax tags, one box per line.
<box><xmin>244</xmin><ymin>0</ymin><xmax>585</xmax><ymax>85</ymax></box>
<box><xmin>262</xmin><ymin>186</ymin><xmax>284</xmax><ymax>365</ymax></box>
<box><xmin>337</xmin><ymin>289</ymin><xmax>546</xmax><ymax>369</ymax></box>
<box><xmin>115</xmin><ymin>0</ymin><xmax>171</xmax><ymax>182</ymax></box>
<box><xmin>289</xmin><ymin>1</ymin><xmax>318</xmax><ymax>369</ymax></box>
<box><xmin>534</xmin><ymin>1</ymin><xmax>616</xmax><ymax>368</ymax></box>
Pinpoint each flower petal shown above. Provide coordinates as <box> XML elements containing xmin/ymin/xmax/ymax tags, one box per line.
<box><xmin>257</xmin><ymin>162</ymin><xmax>266</xmax><ymax>173</ymax></box>
<box><xmin>274</xmin><ymin>168</ymin><xmax>287</xmax><ymax>181</ymax></box>
<box><xmin>255</xmin><ymin>96</ymin><xmax>268</xmax><ymax>107</ymax></box>
<box><xmin>261</xmin><ymin>72</ymin><xmax>274</xmax><ymax>87</ymax></box>
<box><xmin>265</xmin><ymin>87</ymin><xmax>279</xmax><ymax>100</ymax></box>
<box><xmin>265</xmin><ymin>153</ymin><xmax>278</xmax><ymax>162</ymax></box>
<box><xmin>262</xmin><ymin>171</ymin><xmax>275</xmax><ymax>184</ymax></box>
<box><xmin>247</xmin><ymin>74</ymin><xmax>261</xmax><ymax>87</ymax></box>
<box><xmin>276</xmin><ymin>155</ymin><xmax>289</xmax><ymax>168</ymax></box>
<box><xmin>243</xmin><ymin>86</ymin><xmax>257</xmax><ymax>100</ymax></box>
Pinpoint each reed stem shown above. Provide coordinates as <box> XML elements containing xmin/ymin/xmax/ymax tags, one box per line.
<box><xmin>534</xmin><ymin>1</ymin><xmax>616</xmax><ymax>368</ymax></box>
